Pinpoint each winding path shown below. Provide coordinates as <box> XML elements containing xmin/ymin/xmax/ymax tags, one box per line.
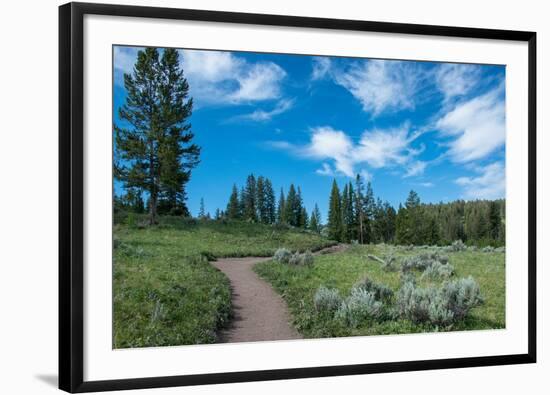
<box><xmin>212</xmin><ymin>257</ymin><xmax>302</xmax><ymax>343</ymax></box>
<box><xmin>212</xmin><ymin>245</ymin><xmax>348</xmax><ymax>344</ymax></box>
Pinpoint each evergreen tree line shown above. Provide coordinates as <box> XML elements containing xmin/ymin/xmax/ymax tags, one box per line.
<box><xmin>327</xmin><ymin>176</ymin><xmax>505</xmax><ymax>247</ymax></box>
<box><xmin>114</xmin><ymin>47</ymin><xmax>200</xmax><ymax>224</ymax></box>
<box><xmin>220</xmin><ymin>174</ymin><xmax>323</xmax><ymax>233</ymax></box>
<box><xmin>395</xmin><ymin>193</ymin><xmax>505</xmax><ymax>247</ymax></box>
<box><xmin>327</xmin><ymin>175</ymin><xmax>397</xmax><ymax>244</ymax></box>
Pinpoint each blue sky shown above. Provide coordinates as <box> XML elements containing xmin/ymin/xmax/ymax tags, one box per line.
<box><xmin>113</xmin><ymin>46</ymin><xmax>506</xmax><ymax>220</ymax></box>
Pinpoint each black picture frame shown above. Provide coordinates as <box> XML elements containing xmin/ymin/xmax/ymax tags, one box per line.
<box><xmin>59</xmin><ymin>2</ymin><xmax>537</xmax><ymax>392</ymax></box>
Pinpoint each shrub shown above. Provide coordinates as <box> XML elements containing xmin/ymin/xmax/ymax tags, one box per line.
<box><xmin>401</xmin><ymin>252</ymin><xmax>449</xmax><ymax>273</ymax></box>
<box><xmin>441</xmin><ymin>276</ymin><xmax>484</xmax><ymax>320</ymax></box>
<box><xmin>273</xmin><ymin>248</ymin><xmax>292</xmax><ymax>263</ymax></box>
<box><xmin>401</xmin><ymin>255</ymin><xmax>432</xmax><ymax>272</ymax></box>
<box><xmin>421</xmin><ymin>261</ymin><xmax>454</xmax><ymax>280</ymax></box>
<box><xmin>314</xmin><ymin>286</ymin><xmax>342</xmax><ymax>314</ymax></box>
<box><xmin>301</xmin><ymin>250</ymin><xmax>314</xmax><ymax>265</ymax></box>
<box><xmin>450</xmin><ymin>239</ymin><xmax>466</xmax><ymax>252</ymax></box>
<box><xmin>354</xmin><ymin>277</ymin><xmax>394</xmax><ymax>302</ymax></box>
<box><xmin>336</xmin><ymin>288</ymin><xmax>383</xmax><ymax>328</ymax></box>
<box><xmin>285</xmin><ymin>250</ymin><xmax>315</xmax><ymax>265</ymax></box>
<box><xmin>397</xmin><ymin>276</ymin><xmax>483</xmax><ymax>326</ymax></box>
<box><xmin>288</xmin><ymin>252</ymin><xmax>301</xmax><ymax>265</ymax></box>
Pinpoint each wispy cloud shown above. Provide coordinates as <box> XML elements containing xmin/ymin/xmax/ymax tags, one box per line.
<box><xmin>456</xmin><ymin>161</ymin><xmax>505</xmax><ymax>199</ymax></box>
<box><xmin>436</xmin><ymin>84</ymin><xmax>505</xmax><ymax>163</ymax></box>
<box><xmin>332</xmin><ymin>59</ymin><xmax>426</xmax><ymax>116</ymax></box>
<box><xmin>311</xmin><ymin>57</ymin><xmax>331</xmax><ymax>80</ymax></box>
<box><xmin>404</xmin><ymin>161</ymin><xmax>428</xmax><ymax>178</ymax></box>
<box><xmin>435</xmin><ymin>63</ymin><xmax>481</xmax><ymax>102</ymax></box>
<box><xmin>269</xmin><ymin>124</ymin><xmax>423</xmax><ymax>178</ymax></box>
<box><xmin>233</xmin><ymin>98</ymin><xmax>294</xmax><ymax>122</ymax></box>
<box><xmin>316</xmin><ymin>163</ymin><xmax>335</xmax><ymax>176</ymax></box>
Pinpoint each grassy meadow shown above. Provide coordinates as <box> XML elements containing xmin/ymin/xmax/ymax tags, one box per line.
<box><xmin>113</xmin><ymin>214</ymin><xmax>335</xmax><ymax>348</ymax></box>
<box><xmin>255</xmin><ymin>244</ymin><xmax>505</xmax><ymax>338</ymax></box>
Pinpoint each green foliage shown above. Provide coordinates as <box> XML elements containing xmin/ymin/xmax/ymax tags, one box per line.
<box><xmin>115</xmin><ymin>47</ymin><xmax>199</xmax><ymax>224</ymax></box>
<box><xmin>114</xmin><ymin>218</ymin><xmax>334</xmax><ymax>348</ymax></box>
<box><xmin>327</xmin><ymin>180</ymin><xmax>343</xmax><ymax>241</ymax></box>
<box><xmin>226</xmin><ymin>184</ymin><xmax>241</xmax><ymax>219</ymax></box>
<box><xmin>336</xmin><ymin>288</ymin><xmax>383</xmax><ymax>328</ymax></box>
<box><xmin>243</xmin><ymin>174</ymin><xmax>257</xmax><ymax>221</ymax></box>
<box><xmin>353</xmin><ymin>277</ymin><xmax>394</xmax><ymax>303</ymax></box>
<box><xmin>309</xmin><ymin>204</ymin><xmax>322</xmax><ymax>233</ymax></box>
<box><xmin>397</xmin><ymin>276</ymin><xmax>483</xmax><ymax>326</ymax></box>
<box><xmin>313</xmin><ymin>286</ymin><xmax>342</xmax><ymax>314</ymax></box>
<box><xmin>274</xmin><ymin>248</ymin><xmax>292</xmax><ymax>263</ymax></box>
<box><xmin>255</xmin><ymin>244</ymin><xmax>502</xmax><ymax>338</ymax></box>
<box><xmin>421</xmin><ymin>261</ymin><xmax>455</xmax><ymax>280</ymax></box>
<box><xmin>276</xmin><ymin>249</ymin><xmax>315</xmax><ymax>266</ymax></box>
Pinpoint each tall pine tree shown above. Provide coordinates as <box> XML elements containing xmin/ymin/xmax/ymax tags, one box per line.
<box><xmin>226</xmin><ymin>184</ymin><xmax>240</xmax><ymax>219</ymax></box>
<box><xmin>327</xmin><ymin>180</ymin><xmax>343</xmax><ymax>241</ymax></box>
<box><xmin>115</xmin><ymin>47</ymin><xmax>199</xmax><ymax>224</ymax></box>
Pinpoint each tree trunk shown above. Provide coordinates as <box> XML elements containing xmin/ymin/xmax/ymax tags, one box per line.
<box><xmin>148</xmin><ymin>140</ymin><xmax>157</xmax><ymax>225</ymax></box>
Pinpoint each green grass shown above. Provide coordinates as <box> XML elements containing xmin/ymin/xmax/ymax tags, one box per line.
<box><xmin>254</xmin><ymin>244</ymin><xmax>505</xmax><ymax>338</ymax></box>
<box><xmin>113</xmin><ymin>215</ymin><xmax>335</xmax><ymax>348</ymax></box>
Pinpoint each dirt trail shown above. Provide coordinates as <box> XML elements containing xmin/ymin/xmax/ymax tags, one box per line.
<box><xmin>212</xmin><ymin>244</ymin><xmax>347</xmax><ymax>344</ymax></box>
<box><xmin>212</xmin><ymin>257</ymin><xmax>302</xmax><ymax>343</ymax></box>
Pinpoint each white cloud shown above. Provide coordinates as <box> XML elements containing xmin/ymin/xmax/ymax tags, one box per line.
<box><xmin>316</xmin><ymin>163</ymin><xmax>335</xmax><ymax>176</ymax></box>
<box><xmin>436</xmin><ymin>85</ymin><xmax>505</xmax><ymax>163</ymax></box>
<box><xmin>419</xmin><ymin>182</ymin><xmax>434</xmax><ymax>187</ymax></box>
<box><xmin>352</xmin><ymin>125</ymin><xmax>420</xmax><ymax>168</ymax></box>
<box><xmin>236</xmin><ymin>99</ymin><xmax>294</xmax><ymax>122</ymax></box>
<box><xmin>311</xmin><ymin>57</ymin><xmax>331</xmax><ymax>80</ymax></box>
<box><xmin>271</xmin><ymin>124</ymin><xmax>423</xmax><ymax>178</ymax></box>
<box><xmin>182</xmin><ymin>50</ymin><xmax>243</xmax><ymax>83</ymax></box>
<box><xmin>305</xmin><ymin>127</ymin><xmax>355</xmax><ymax>176</ymax></box>
<box><xmin>332</xmin><ymin>59</ymin><xmax>424</xmax><ymax>116</ymax></box>
<box><xmin>436</xmin><ymin>63</ymin><xmax>480</xmax><ymax>102</ymax></box>
<box><xmin>181</xmin><ymin>49</ymin><xmax>286</xmax><ymax>105</ymax></box>
<box><xmin>230</xmin><ymin>63</ymin><xmax>286</xmax><ymax>102</ymax></box>
<box><xmin>456</xmin><ymin>161</ymin><xmax>505</xmax><ymax>199</ymax></box>
<box><xmin>404</xmin><ymin>161</ymin><xmax>428</xmax><ymax>178</ymax></box>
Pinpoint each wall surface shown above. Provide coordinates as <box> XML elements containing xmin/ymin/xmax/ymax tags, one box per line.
<box><xmin>0</xmin><ymin>0</ymin><xmax>546</xmax><ymax>394</ymax></box>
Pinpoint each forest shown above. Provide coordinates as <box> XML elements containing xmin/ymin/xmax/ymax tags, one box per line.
<box><xmin>116</xmin><ymin>173</ymin><xmax>505</xmax><ymax>248</ymax></box>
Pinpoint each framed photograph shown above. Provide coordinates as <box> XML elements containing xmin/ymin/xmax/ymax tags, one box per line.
<box><xmin>59</xmin><ymin>2</ymin><xmax>536</xmax><ymax>392</ymax></box>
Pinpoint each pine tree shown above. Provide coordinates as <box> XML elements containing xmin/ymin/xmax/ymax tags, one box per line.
<box><xmin>214</xmin><ymin>208</ymin><xmax>221</xmax><ymax>220</ymax></box>
<box><xmin>198</xmin><ymin>197</ymin><xmax>206</xmax><ymax>219</ymax></box>
<box><xmin>276</xmin><ymin>188</ymin><xmax>286</xmax><ymax>224</ymax></box>
<box><xmin>327</xmin><ymin>180</ymin><xmax>343</xmax><ymax>241</ymax></box>
<box><xmin>256</xmin><ymin>176</ymin><xmax>267</xmax><ymax>223</ymax></box>
<box><xmin>296</xmin><ymin>187</ymin><xmax>305</xmax><ymax>227</ymax></box>
<box><xmin>384</xmin><ymin>202</ymin><xmax>397</xmax><ymax>242</ymax></box>
<box><xmin>355</xmin><ymin>174</ymin><xmax>365</xmax><ymax>244</ymax></box>
<box><xmin>300</xmin><ymin>207</ymin><xmax>309</xmax><ymax>229</ymax></box>
<box><xmin>243</xmin><ymin>174</ymin><xmax>257</xmax><ymax>221</ymax></box>
<box><xmin>239</xmin><ymin>186</ymin><xmax>246</xmax><ymax>219</ymax></box>
<box><xmin>284</xmin><ymin>184</ymin><xmax>300</xmax><ymax>226</ymax></box>
<box><xmin>341</xmin><ymin>183</ymin><xmax>356</xmax><ymax>242</ymax></box>
<box><xmin>309</xmin><ymin>204</ymin><xmax>322</xmax><ymax>233</ymax></box>
<box><xmin>157</xmin><ymin>48</ymin><xmax>200</xmax><ymax>216</ymax></box>
<box><xmin>264</xmin><ymin>178</ymin><xmax>276</xmax><ymax>224</ymax></box>
<box><xmin>226</xmin><ymin>184</ymin><xmax>240</xmax><ymax>219</ymax></box>
<box><xmin>488</xmin><ymin>200</ymin><xmax>501</xmax><ymax>242</ymax></box>
<box><xmin>372</xmin><ymin>198</ymin><xmax>385</xmax><ymax>243</ymax></box>
<box><xmin>115</xmin><ymin>47</ymin><xmax>200</xmax><ymax>224</ymax></box>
